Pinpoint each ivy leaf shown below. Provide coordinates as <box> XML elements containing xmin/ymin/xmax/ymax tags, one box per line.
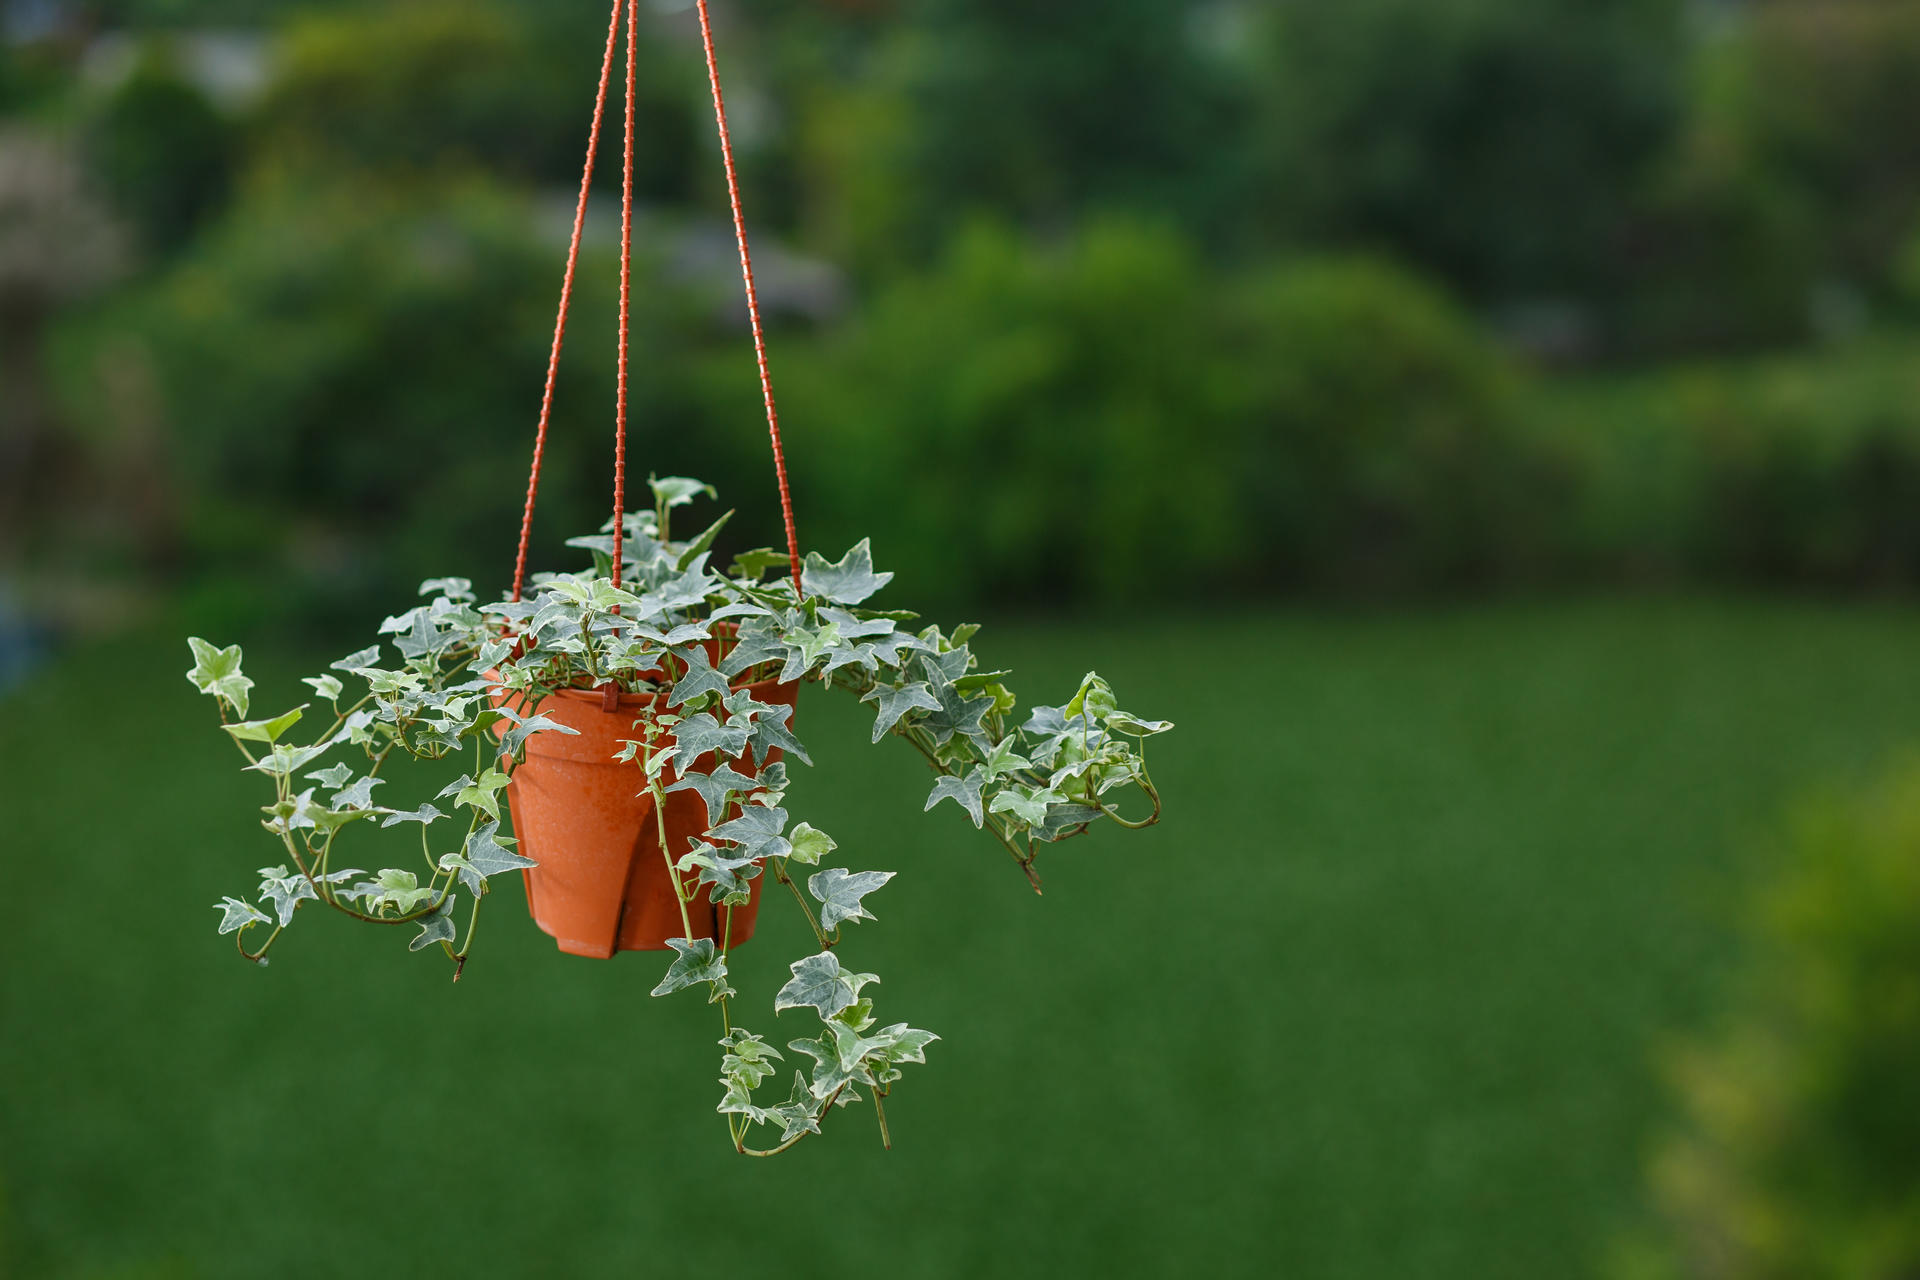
<box><xmin>787</xmin><ymin>1022</ymin><xmax>894</xmax><ymax>1100</ymax></box>
<box><xmin>223</xmin><ymin>706</ymin><xmax>304</xmax><ymax>745</ymax></box>
<box><xmin>672</xmin><ymin>713</ymin><xmax>751</xmax><ymax>770</ymax></box>
<box><xmin>709</xmin><ymin>805</ymin><xmax>790</xmax><ymax>860</ymax></box>
<box><xmin>651</xmin><ymin>937</ymin><xmax>735</xmax><ymax>1002</ymax></box>
<box><xmin>307</xmin><ymin>763</ymin><xmax>355</xmax><ymax>791</ymax></box>
<box><xmin>717</xmin><ymin>1029</ymin><xmax>784</xmax><ymax>1116</ymax></box>
<box><xmin>745</xmin><ymin>702</ymin><xmax>811</xmax><ymax>767</ymax></box>
<box><xmin>920</xmin><ymin>681</ymin><xmax>992</xmax><ymax>749</ymax></box>
<box><xmin>331</xmin><ymin>645</ymin><xmax>382</xmax><ymax>673</ymax></box>
<box><xmin>667</xmin><ymin>762</ymin><xmax>761</xmax><ymax>829</ymax></box>
<box><xmin>786</xmin><ymin>822</ymin><xmax>837</xmax><ymax>867</ymax></box>
<box><xmin>408</xmin><ymin>899</ymin><xmax>458</xmax><ymax>953</ymax></box>
<box><xmin>807</xmin><ymin>868</ymin><xmax>894</xmax><ymax>932</ymax></box>
<box><xmin>866</xmin><ymin>1023</ymin><xmax>941</xmax><ymax>1087</ymax></box>
<box><xmin>418</xmin><ymin>577</ymin><xmax>475</xmax><ymax>602</ymax></box>
<box><xmin>253</xmin><ymin>865</ymin><xmax>318</xmax><ymax>927</ymax></box>
<box><xmin>439</xmin><ymin>821</ymin><xmax>536</xmax><ymax>896</ymax></box>
<box><xmin>861</xmin><ymin>682</ymin><xmax>941</xmax><ymax>744</ymax></box>
<box><xmin>984</xmin><ymin>738</ymin><xmax>1034</xmax><ymax>779</ymax></box>
<box><xmin>186</xmin><ymin>638</ymin><xmax>254</xmax><ymax>718</ymax></box>
<box><xmin>499</xmin><ymin>712</ymin><xmax>579</xmax><ymax>759</ymax></box>
<box><xmin>667</xmin><ymin>645</ymin><xmax>731</xmax><ymax>708</ymax></box>
<box><xmin>773</xmin><ymin>951</ymin><xmax>879</xmax><ymax>1020</ymax></box>
<box><xmin>1105</xmin><ymin>710</ymin><xmax>1175</xmax><ymax>738</ymax></box>
<box><xmin>439</xmin><ymin>770</ymin><xmax>510</xmax><ymax>822</ymax></box>
<box><xmin>331</xmin><ymin>775</ymin><xmax>385</xmax><ymax>811</ymax></box>
<box><xmin>349</xmin><ymin>869</ymin><xmax>437</xmax><ymax>917</ymax></box>
<box><xmin>675</xmin><ymin>510</ymin><xmax>735</xmax><ymax>571</ymax></box>
<box><xmin>801</xmin><ymin>539</ymin><xmax>893</xmax><ymax>605</ymax></box>
<box><xmin>989</xmin><ymin>785</ymin><xmax>1059</xmax><ymax>827</ymax></box>
<box><xmin>718</xmin><ymin>622</ymin><xmax>787</xmax><ymax>678</ymax></box>
<box><xmin>729</xmin><ymin>547</ymin><xmax>790</xmax><ymax>581</ymax></box>
<box><xmin>381</xmin><ymin>803</ymin><xmax>446</xmax><ymax>828</ymax></box>
<box><xmin>925</xmin><ymin>767</ymin><xmax>987</xmax><ymax>829</ymax></box>
<box><xmin>777</xmin><ymin>618</ymin><xmax>843</xmax><ymax>682</ymax></box>
<box><xmin>678</xmin><ymin>843</ymin><xmax>761</xmax><ymax>903</ymax></box>
<box><xmin>765</xmin><ymin>1072</ymin><xmax>823</xmax><ymax>1142</ymax></box>
<box><xmin>213</xmin><ymin>896</ymin><xmax>271</xmax><ymax>935</ymax></box>
<box><xmin>1065</xmin><ymin>672</ymin><xmax>1119</xmax><ymax>723</ymax></box>
<box><xmin>649</xmin><ymin>475</ymin><xmax>717</xmax><ymax>510</ymax></box>
<box><xmin>301</xmin><ymin>674</ymin><xmax>344</xmax><ymax>702</ymax></box>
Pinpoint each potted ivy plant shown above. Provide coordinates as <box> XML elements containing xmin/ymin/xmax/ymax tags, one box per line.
<box><xmin>189</xmin><ymin>475</ymin><xmax>1171</xmax><ymax>1155</ymax></box>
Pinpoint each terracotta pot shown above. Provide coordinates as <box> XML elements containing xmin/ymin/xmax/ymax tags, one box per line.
<box><xmin>489</xmin><ymin>664</ymin><xmax>798</xmax><ymax>959</ymax></box>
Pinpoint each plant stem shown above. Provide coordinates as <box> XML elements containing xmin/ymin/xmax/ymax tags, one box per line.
<box><xmin>872</xmin><ymin>1088</ymin><xmax>892</xmax><ymax>1150</ymax></box>
<box><xmin>773</xmin><ymin>858</ymin><xmax>831</xmax><ymax>948</ymax></box>
<box><xmin>652</xmin><ymin>779</ymin><xmax>696</xmax><ymax>942</ymax></box>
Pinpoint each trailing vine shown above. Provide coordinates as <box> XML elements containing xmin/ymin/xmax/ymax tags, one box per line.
<box><xmin>189</xmin><ymin>476</ymin><xmax>1171</xmax><ymax>1153</ymax></box>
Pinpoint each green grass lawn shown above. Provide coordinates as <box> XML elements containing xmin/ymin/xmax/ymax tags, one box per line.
<box><xmin>5</xmin><ymin>598</ymin><xmax>1919</xmax><ymax>1279</ymax></box>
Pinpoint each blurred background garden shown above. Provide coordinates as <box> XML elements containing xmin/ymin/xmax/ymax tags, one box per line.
<box><xmin>4</xmin><ymin>0</ymin><xmax>1920</xmax><ymax>1275</ymax></box>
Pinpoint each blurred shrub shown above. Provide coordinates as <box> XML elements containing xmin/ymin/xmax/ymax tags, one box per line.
<box><xmin>82</xmin><ymin>51</ymin><xmax>234</xmax><ymax>254</ymax></box>
<box><xmin>1619</xmin><ymin>759</ymin><xmax>1920</xmax><ymax>1278</ymax></box>
<box><xmin>50</xmin><ymin>168</ymin><xmax>723</xmax><ymax>617</ymax></box>
<box><xmin>1252</xmin><ymin>0</ymin><xmax>1685</xmax><ymax>301</ymax></box>
<box><xmin>256</xmin><ymin>2</ymin><xmax>698</xmax><ymax>200</ymax></box>
<box><xmin>1541</xmin><ymin>337</ymin><xmax>1920</xmax><ymax>587</ymax></box>
<box><xmin>742</xmin><ymin>220</ymin><xmax>1536</xmax><ymax>605</ymax></box>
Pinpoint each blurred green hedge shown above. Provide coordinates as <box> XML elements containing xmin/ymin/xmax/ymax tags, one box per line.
<box><xmin>1620</xmin><ymin>759</ymin><xmax>1920</xmax><ymax>1278</ymax></box>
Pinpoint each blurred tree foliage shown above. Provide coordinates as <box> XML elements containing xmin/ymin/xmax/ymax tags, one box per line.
<box><xmin>256</xmin><ymin>3</ymin><xmax>699</xmax><ymax>199</ymax></box>
<box><xmin>1250</xmin><ymin>0</ymin><xmax>1686</xmax><ymax>300</ymax></box>
<box><xmin>82</xmin><ymin>52</ymin><xmax>232</xmax><ymax>253</ymax></box>
<box><xmin>50</xmin><ymin>167</ymin><xmax>726</xmax><ymax>609</ymax></box>
<box><xmin>752</xmin><ymin>220</ymin><xmax>1536</xmax><ymax>606</ymax></box>
<box><xmin>1620</xmin><ymin>760</ymin><xmax>1920</xmax><ymax>1278</ymax></box>
<box><xmin>20</xmin><ymin>0</ymin><xmax>1920</xmax><ymax>617</ymax></box>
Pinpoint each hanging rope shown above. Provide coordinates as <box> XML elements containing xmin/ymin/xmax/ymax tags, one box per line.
<box><xmin>611</xmin><ymin>0</ymin><xmax>640</xmax><ymax>593</ymax></box>
<box><xmin>511</xmin><ymin>0</ymin><xmax>806</xmax><ymax>598</ymax></box>
<box><xmin>695</xmin><ymin>0</ymin><xmax>804</xmax><ymax>591</ymax></box>
<box><xmin>512</xmin><ymin>0</ymin><xmax>625</xmax><ymax>603</ymax></box>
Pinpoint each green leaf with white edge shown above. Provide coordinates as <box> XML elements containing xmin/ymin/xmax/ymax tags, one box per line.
<box><xmin>667</xmin><ymin>645</ymin><xmax>730</xmax><ymax>708</ymax></box>
<box><xmin>925</xmin><ymin>767</ymin><xmax>987</xmax><ymax>829</ymax></box>
<box><xmin>213</xmin><ymin>896</ymin><xmax>271</xmax><ymax>935</ymax></box>
<box><xmin>409</xmin><ymin>899</ymin><xmax>458</xmax><ymax>952</ymax></box>
<box><xmin>439</xmin><ymin>821</ymin><xmax>536</xmax><ymax>896</ymax></box>
<box><xmin>1105</xmin><ymin>710</ymin><xmax>1175</xmax><ymax>737</ymax></box>
<box><xmin>349</xmin><ymin>869</ymin><xmax>438</xmax><ymax>917</ymax></box>
<box><xmin>499</xmin><ymin>712</ymin><xmax>579</xmax><ymax>759</ymax></box>
<box><xmin>984</xmin><ymin>737</ymin><xmax>1034</xmax><ymax>779</ymax></box>
<box><xmin>186</xmin><ymin>638</ymin><xmax>253</xmax><ymax>718</ymax></box>
<box><xmin>381</xmin><ymin>803</ymin><xmax>446</xmax><ymax>828</ymax></box>
<box><xmin>800</xmin><ymin>539</ymin><xmax>894</xmax><ymax>605</ymax></box>
<box><xmin>307</xmin><ymin>763</ymin><xmax>354</xmax><ymax>790</ymax></box>
<box><xmin>672</xmin><ymin>713</ymin><xmax>751</xmax><ymax>769</ymax></box>
<box><xmin>920</xmin><ymin>680</ymin><xmax>992</xmax><ymax>748</ymax></box>
<box><xmin>418</xmin><ymin>577</ymin><xmax>475</xmax><ymax>602</ymax></box>
<box><xmin>666</xmin><ymin>762</ymin><xmax>760</xmax><ymax>828</ymax></box>
<box><xmin>1065</xmin><ymin>672</ymin><xmax>1119</xmax><ymax>723</ymax></box>
<box><xmin>439</xmin><ymin>770</ymin><xmax>510</xmax><ymax>822</ymax></box>
<box><xmin>708</xmin><ymin>804</ymin><xmax>790</xmax><ymax>860</ymax></box>
<box><xmin>773</xmin><ymin>951</ymin><xmax>879</xmax><ymax>1020</ymax></box>
<box><xmin>651</xmin><ymin>937</ymin><xmax>735</xmax><ymax>1002</ymax></box>
<box><xmin>807</xmin><ymin>868</ymin><xmax>895</xmax><ymax>932</ymax></box>
<box><xmin>786</xmin><ymin>1022</ymin><xmax>895</xmax><ymax>1100</ymax></box>
<box><xmin>989</xmin><ymin>785</ymin><xmax>1059</xmax><ymax>827</ymax></box>
<box><xmin>255</xmin><ymin>866</ymin><xmax>317</xmax><ymax>928</ymax></box>
<box><xmin>301</xmin><ymin>674</ymin><xmax>344</xmax><ymax>702</ymax></box>
<box><xmin>223</xmin><ymin>706</ymin><xmax>307</xmax><ymax>745</ymax></box>
<box><xmin>331</xmin><ymin>645</ymin><xmax>381</xmax><ymax>673</ymax></box>
<box><xmin>650</xmin><ymin>475</ymin><xmax>717</xmax><ymax>510</ymax></box>
<box><xmin>786</xmin><ymin>822</ymin><xmax>837</xmax><ymax>867</ymax></box>
<box><xmin>764</xmin><ymin>1072</ymin><xmax>823</xmax><ymax>1142</ymax></box>
<box><xmin>861</xmin><ymin>682</ymin><xmax>942</xmax><ymax>744</ymax></box>
<box><xmin>729</xmin><ymin>547</ymin><xmax>790</xmax><ymax>581</ymax></box>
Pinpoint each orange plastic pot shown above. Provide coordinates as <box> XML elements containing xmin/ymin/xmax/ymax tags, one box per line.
<box><xmin>489</xmin><ymin>669</ymin><xmax>798</xmax><ymax>959</ymax></box>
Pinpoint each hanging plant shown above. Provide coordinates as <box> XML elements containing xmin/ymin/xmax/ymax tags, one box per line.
<box><xmin>186</xmin><ymin>0</ymin><xmax>1171</xmax><ymax>1156</ymax></box>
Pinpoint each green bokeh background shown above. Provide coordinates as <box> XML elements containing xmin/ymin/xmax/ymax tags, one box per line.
<box><xmin>6</xmin><ymin>1</ymin><xmax>1920</xmax><ymax>1275</ymax></box>
<box><xmin>9</xmin><ymin>602</ymin><xmax>1920</xmax><ymax>1277</ymax></box>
